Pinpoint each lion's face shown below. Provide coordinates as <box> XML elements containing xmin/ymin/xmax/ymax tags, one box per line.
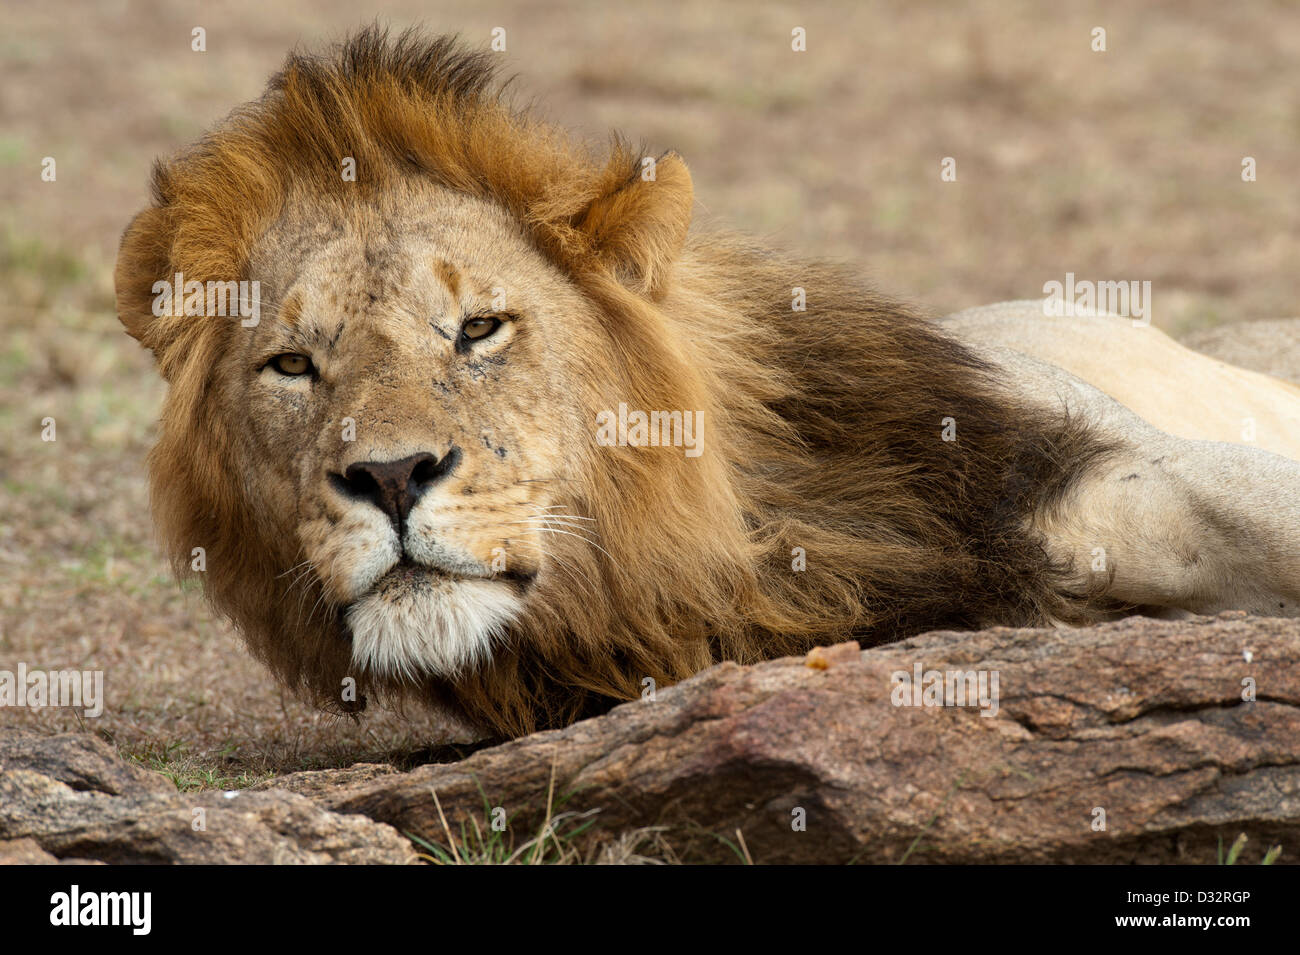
<box><xmin>116</xmin><ymin>31</ymin><xmax>706</xmax><ymax>731</ymax></box>
<box><xmin>224</xmin><ymin>187</ymin><xmax>598</xmax><ymax>680</ymax></box>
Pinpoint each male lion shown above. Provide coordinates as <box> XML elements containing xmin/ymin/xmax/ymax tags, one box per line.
<box><xmin>115</xmin><ymin>28</ymin><xmax>1300</xmax><ymax>737</ymax></box>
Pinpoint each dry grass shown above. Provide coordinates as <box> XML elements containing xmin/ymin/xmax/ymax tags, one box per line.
<box><xmin>3</xmin><ymin>0</ymin><xmax>1298</xmax><ymax>796</ymax></box>
<box><xmin>413</xmin><ymin>760</ymin><xmax>684</xmax><ymax>864</ymax></box>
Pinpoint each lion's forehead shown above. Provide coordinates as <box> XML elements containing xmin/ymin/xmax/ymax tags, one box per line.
<box><xmin>228</xmin><ymin>194</ymin><xmax>573</xmax><ymax>466</ymax></box>
<box><xmin>251</xmin><ymin>185</ymin><xmax>549</xmax><ymax>301</ymax></box>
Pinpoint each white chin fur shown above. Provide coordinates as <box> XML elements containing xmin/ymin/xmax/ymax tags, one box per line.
<box><xmin>345</xmin><ymin>578</ymin><xmax>522</xmax><ymax>681</ymax></box>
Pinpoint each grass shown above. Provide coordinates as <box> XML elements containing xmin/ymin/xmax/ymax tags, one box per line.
<box><xmin>410</xmin><ymin>821</ymin><xmax>682</xmax><ymax>865</ymax></box>
<box><xmin>1218</xmin><ymin>833</ymin><xmax>1283</xmax><ymax>866</ymax></box>
<box><xmin>0</xmin><ymin>230</ymin><xmax>91</xmax><ymax>289</ymax></box>
<box><xmin>409</xmin><ymin>761</ymin><xmax>673</xmax><ymax>865</ymax></box>
<box><xmin>410</xmin><ymin>800</ymin><xmax>606</xmax><ymax>865</ymax></box>
<box><xmin>123</xmin><ymin>739</ymin><xmax>276</xmax><ymax>793</ymax></box>
<box><xmin>705</xmin><ymin>828</ymin><xmax>756</xmax><ymax>865</ymax></box>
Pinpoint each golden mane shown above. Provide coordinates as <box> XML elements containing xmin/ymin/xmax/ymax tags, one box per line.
<box><xmin>116</xmin><ymin>27</ymin><xmax>1114</xmax><ymax>737</ymax></box>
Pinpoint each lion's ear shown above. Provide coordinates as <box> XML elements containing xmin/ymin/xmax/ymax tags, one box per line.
<box><xmin>576</xmin><ymin>150</ymin><xmax>694</xmax><ymax>298</ymax></box>
<box><xmin>114</xmin><ymin>205</ymin><xmax>177</xmax><ymax>356</ymax></box>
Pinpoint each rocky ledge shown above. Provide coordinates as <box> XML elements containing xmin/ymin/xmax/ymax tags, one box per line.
<box><xmin>3</xmin><ymin>613</ymin><xmax>1296</xmax><ymax>864</ymax></box>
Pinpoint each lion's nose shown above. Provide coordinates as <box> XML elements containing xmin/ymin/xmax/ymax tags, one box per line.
<box><xmin>331</xmin><ymin>449</ymin><xmax>460</xmax><ymax>530</ymax></box>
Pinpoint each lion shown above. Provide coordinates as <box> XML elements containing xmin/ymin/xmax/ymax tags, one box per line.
<box><xmin>114</xmin><ymin>28</ymin><xmax>1300</xmax><ymax>738</ymax></box>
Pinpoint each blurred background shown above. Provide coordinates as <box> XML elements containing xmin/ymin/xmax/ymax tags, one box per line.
<box><xmin>2</xmin><ymin>0</ymin><xmax>1298</xmax><ymax>784</ymax></box>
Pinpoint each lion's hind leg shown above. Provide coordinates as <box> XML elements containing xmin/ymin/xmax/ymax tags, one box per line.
<box><xmin>981</xmin><ymin>345</ymin><xmax>1300</xmax><ymax>620</ymax></box>
<box><xmin>1039</xmin><ymin>437</ymin><xmax>1300</xmax><ymax>618</ymax></box>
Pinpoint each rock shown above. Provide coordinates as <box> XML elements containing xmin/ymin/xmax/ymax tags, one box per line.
<box><xmin>0</xmin><ymin>729</ymin><xmax>173</xmax><ymax>796</ymax></box>
<box><xmin>319</xmin><ymin>614</ymin><xmax>1300</xmax><ymax>864</ymax></box>
<box><xmin>0</xmin><ymin>736</ymin><xmax>416</xmax><ymax>865</ymax></box>
<box><xmin>1180</xmin><ymin>319</ymin><xmax>1300</xmax><ymax>386</ymax></box>
<box><xmin>248</xmin><ymin>763</ymin><xmax>399</xmax><ymax>800</ymax></box>
<box><xmin>0</xmin><ymin>838</ymin><xmax>103</xmax><ymax>866</ymax></box>
<box><xmin>0</xmin><ymin>837</ymin><xmax>61</xmax><ymax>864</ymax></box>
<box><xmin>7</xmin><ymin>616</ymin><xmax>1297</xmax><ymax>864</ymax></box>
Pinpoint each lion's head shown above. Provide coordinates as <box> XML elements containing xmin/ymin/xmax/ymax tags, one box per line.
<box><xmin>114</xmin><ymin>29</ymin><xmax>742</xmax><ymax>734</ymax></box>
<box><xmin>116</xmin><ymin>28</ymin><xmax>1105</xmax><ymax>737</ymax></box>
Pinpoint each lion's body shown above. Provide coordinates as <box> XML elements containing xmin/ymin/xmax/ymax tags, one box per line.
<box><xmin>942</xmin><ymin>302</ymin><xmax>1300</xmax><ymax>460</ymax></box>
<box><xmin>115</xmin><ymin>29</ymin><xmax>1300</xmax><ymax>737</ymax></box>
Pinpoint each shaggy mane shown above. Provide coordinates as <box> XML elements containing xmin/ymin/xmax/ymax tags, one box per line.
<box><xmin>116</xmin><ymin>27</ymin><xmax>1116</xmax><ymax>738</ymax></box>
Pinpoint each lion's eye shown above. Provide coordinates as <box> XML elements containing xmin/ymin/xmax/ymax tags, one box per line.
<box><xmin>269</xmin><ymin>353</ymin><xmax>313</xmax><ymax>376</ymax></box>
<box><xmin>460</xmin><ymin>316</ymin><xmax>501</xmax><ymax>343</ymax></box>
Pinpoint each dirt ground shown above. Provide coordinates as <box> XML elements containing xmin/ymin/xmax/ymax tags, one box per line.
<box><xmin>3</xmin><ymin>0</ymin><xmax>1299</xmax><ymax>789</ymax></box>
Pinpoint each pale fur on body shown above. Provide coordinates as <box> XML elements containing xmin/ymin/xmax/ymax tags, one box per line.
<box><xmin>943</xmin><ymin>301</ymin><xmax>1300</xmax><ymax>620</ymax></box>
